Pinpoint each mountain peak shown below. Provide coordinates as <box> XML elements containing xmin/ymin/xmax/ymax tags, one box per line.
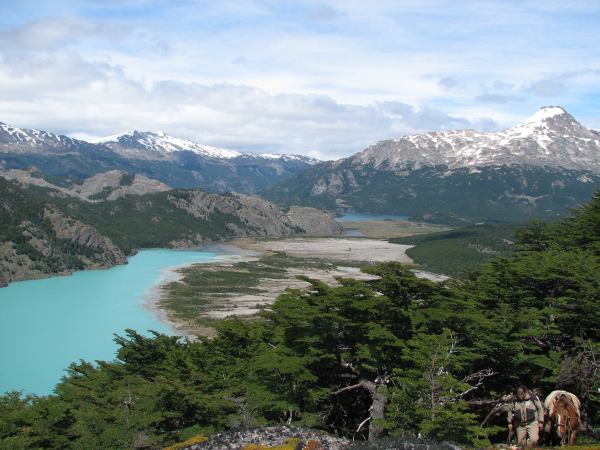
<box><xmin>354</xmin><ymin>107</ymin><xmax>600</xmax><ymax>172</ymax></box>
<box><xmin>523</xmin><ymin>106</ymin><xmax>567</xmax><ymax>124</ymax></box>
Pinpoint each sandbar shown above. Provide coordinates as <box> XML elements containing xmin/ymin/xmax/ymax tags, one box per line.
<box><xmin>150</xmin><ymin>237</ymin><xmax>445</xmax><ymax>339</ymax></box>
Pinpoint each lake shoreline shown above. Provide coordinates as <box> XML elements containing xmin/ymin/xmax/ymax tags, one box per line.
<box><xmin>143</xmin><ymin>242</ymin><xmax>264</xmax><ymax>339</ymax></box>
<box><xmin>151</xmin><ymin>236</ymin><xmax>425</xmax><ymax>340</ymax></box>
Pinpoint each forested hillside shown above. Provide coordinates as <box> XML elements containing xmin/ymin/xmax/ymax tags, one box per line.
<box><xmin>3</xmin><ymin>191</ymin><xmax>600</xmax><ymax>449</ymax></box>
<box><xmin>260</xmin><ymin>163</ymin><xmax>600</xmax><ymax>224</ymax></box>
<box><xmin>0</xmin><ymin>177</ymin><xmax>126</xmax><ymax>285</ymax></box>
<box><xmin>389</xmin><ymin>222</ymin><xmax>526</xmax><ymax>276</ymax></box>
<box><xmin>0</xmin><ymin>177</ymin><xmax>343</xmax><ymax>284</ymax></box>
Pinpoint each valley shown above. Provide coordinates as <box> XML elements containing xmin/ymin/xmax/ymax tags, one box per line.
<box><xmin>3</xmin><ymin>106</ymin><xmax>600</xmax><ymax>448</ymax></box>
<box><xmin>158</xmin><ymin>235</ymin><xmax>432</xmax><ymax>338</ymax></box>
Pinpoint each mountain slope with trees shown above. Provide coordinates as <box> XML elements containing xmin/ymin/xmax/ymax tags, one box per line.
<box><xmin>3</xmin><ymin>191</ymin><xmax>600</xmax><ymax>449</ymax></box>
<box><xmin>0</xmin><ymin>176</ymin><xmax>127</xmax><ymax>286</ymax></box>
<box><xmin>0</xmin><ymin>176</ymin><xmax>343</xmax><ymax>285</ymax></box>
<box><xmin>260</xmin><ymin>107</ymin><xmax>600</xmax><ymax>224</ymax></box>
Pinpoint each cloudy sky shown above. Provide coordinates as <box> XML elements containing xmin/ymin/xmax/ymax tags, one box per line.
<box><xmin>0</xmin><ymin>1</ymin><xmax>598</xmax><ymax>160</ymax></box>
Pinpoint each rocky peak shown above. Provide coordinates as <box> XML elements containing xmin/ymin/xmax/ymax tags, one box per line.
<box><xmin>353</xmin><ymin>107</ymin><xmax>600</xmax><ymax>173</ymax></box>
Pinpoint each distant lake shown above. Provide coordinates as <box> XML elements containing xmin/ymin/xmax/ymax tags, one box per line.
<box><xmin>335</xmin><ymin>212</ymin><xmax>410</xmax><ymax>222</ymax></box>
<box><xmin>0</xmin><ymin>249</ymin><xmax>218</xmax><ymax>396</ymax></box>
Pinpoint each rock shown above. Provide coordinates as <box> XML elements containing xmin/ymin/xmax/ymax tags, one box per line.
<box><xmin>168</xmin><ymin>191</ymin><xmax>345</xmax><ymax>239</ymax></box>
<box><xmin>185</xmin><ymin>426</ymin><xmax>349</xmax><ymax>450</ymax></box>
<box><xmin>285</xmin><ymin>206</ymin><xmax>345</xmax><ymax>235</ymax></box>
<box><xmin>43</xmin><ymin>206</ymin><xmax>127</xmax><ymax>265</ymax></box>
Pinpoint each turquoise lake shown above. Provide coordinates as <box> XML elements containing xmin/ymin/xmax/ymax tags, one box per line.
<box><xmin>0</xmin><ymin>249</ymin><xmax>217</xmax><ymax>397</ymax></box>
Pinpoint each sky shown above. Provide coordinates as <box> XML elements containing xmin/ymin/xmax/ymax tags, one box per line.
<box><xmin>0</xmin><ymin>1</ymin><xmax>598</xmax><ymax>161</ymax></box>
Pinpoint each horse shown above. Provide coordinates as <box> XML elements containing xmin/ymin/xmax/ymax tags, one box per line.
<box><xmin>544</xmin><ymin>390</ymin><xmax>581</xmax><ymax>446</ymax></box>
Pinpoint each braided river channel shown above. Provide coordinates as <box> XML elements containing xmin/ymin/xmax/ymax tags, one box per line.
<box><xmin>0</xmin><ymin>248</ymin><xmax>219</xmax><ymax>396</ymax></box>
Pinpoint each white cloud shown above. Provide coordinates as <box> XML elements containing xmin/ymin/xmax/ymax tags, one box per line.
<box><xmin>525</xmin><ymin>78</ymin><xmax>567</xmax><ymax>97</ymax></box>
<box><xmin>437</xmin><ymin>76</ymin><xmax>464</xmax><ymax>91</ymax></box>
<box><xmin>308</xmin><ymin>4</ymin><xmax>344</xmax><ymax>22</ymax></box>
<box><xmin>476</xmin><ymin>94</ymin><xmax>524</xmax><ymax>105</ymax></box>
<box><xmin>0</xmin><ymin>1</ymin><xmax>598</xmax><ymax>160</ymax></box>
<box><xmin>0</xmin><ymin>14</ymin><xmax>132</xmax><ymax>52</ymax></box>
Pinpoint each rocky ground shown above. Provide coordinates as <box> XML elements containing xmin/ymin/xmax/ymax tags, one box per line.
<box><xmin>172</xmin><ymin>425</ymin><xmax>463</xmax><ymax>450</ymax></box>
<box><xmin>241</xmin><ymin>236</ymin><xmax>413</xmax><ymax>263</ymax></box>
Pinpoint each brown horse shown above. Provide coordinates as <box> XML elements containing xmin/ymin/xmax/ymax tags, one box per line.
<box><xmin>545</xmin><ymin>391</ymin><xmax>580</xmax><ymax>446</ymax></box>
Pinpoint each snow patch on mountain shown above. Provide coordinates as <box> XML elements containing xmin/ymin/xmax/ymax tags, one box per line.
<box><xmin>93</xmin><ymin>130</ymin><xmax>320</xmax><ymax>164</ymax></box>
<box><xmin>94</xmin><ymin>131</ymin><xmax>244</xmax><ymax>159</ymax></box>
<box><xmin>356</xmin><ymin>107</ymin><xmax>600</xmax><ymax>173</ymax></box>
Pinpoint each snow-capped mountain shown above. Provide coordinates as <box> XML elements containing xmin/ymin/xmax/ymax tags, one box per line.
<box><xmin>355</xmin><ymin>107</ymin><xmax>600</xmax><ymax>172</ymax></box>
<box><xmin>0</xmin><ymin>122</ymin><xmax>319</xmax><ymax>193</ymax></box>
<box><xmin>94</xmin><ymin>130</ymin><xmax>318</xmax><ymax>165</ymax></box>
<box><xmin>260</xmin><ymin>107</ymin><xmax>600</xmax><ymax>224</ymax></box>
<box><xmin>0</xmin><ymin>122</ymin><xmax>112</xmax><ymax>156</ymax></box>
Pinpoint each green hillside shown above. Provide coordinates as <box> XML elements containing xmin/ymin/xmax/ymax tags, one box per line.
<box><xmin>260</xmin><ymin>161</ymin><xmax>600</xmax><ymax>223</ymax></box>
<box><xmin>49</xmin><ymin>191</ymin><xmax>260</xmax><ymax>255</ymax></box>
<box><xmin>390</xmin><ymin>222</ymin><xmax>527</xmax><ymax>276</ymax></box>
<box><xmin>0</xmin><ymin>177</ymin><xmax>120</xmax><ymax>284</ymax></box>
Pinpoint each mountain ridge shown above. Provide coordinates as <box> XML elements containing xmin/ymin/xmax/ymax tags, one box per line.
<box><xmin>0</xmin><ymin>123</ymin><xmax>319</xmax><ymax>193</ymax></box>
<box><xmin>260</xmin><ymin>107</ymin><xmax>600</xmax><ymax>224</ymax></box>
<box><xmin>354</xmin><ymin>107</ymin><xmax>600</xmax><ymax>172</ymax></box>
<box><xmin>93</xmin><ymin>130</ymin><xmax>319</xmax><ymax>164</ymax></box>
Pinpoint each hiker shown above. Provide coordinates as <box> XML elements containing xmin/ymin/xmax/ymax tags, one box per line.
<box><xmin>507</xmin><ymin>385</ymin><xmax>545</xmax><ymax>446</ymax></box>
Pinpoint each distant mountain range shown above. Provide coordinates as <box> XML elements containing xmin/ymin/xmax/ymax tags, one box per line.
<box><xmin>260</xmin><ymin>107</ymin><xmax>600</xmax><ymax>224</ymax></box>
<box><xmin>0</xmin><ymin>124</ymin><xmax>318</xmax><ymax>193</ymax></box>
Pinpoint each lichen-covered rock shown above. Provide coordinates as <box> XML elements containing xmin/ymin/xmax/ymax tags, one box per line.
<box><xmin>173</xmin><ymin>426</ymin><xmax>463</xmax><ymax>450</ymax></box>
<box><xmin>182</xmin><ymin>426</ymin><xmax>349</xmax><ymax>450</ymax></box>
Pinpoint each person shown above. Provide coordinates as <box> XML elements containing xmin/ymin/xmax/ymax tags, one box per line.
<box><xmin>507</xmin><ymin>385</ymin><xmax>545</xmax><ymax>446</ymax></box>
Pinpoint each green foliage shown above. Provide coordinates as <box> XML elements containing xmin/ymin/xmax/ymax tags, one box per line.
<box><xmin>389</xmin><ymin>223</ymin><xmax>526</xmax><ymax>276</ymax></box>
<box><xmin>119</xmin><ymin>173</ymin><xmax>135</xmax><ymax>186</ymax></box>
<box><xmin>5</xmin><ymin>190</ymin><xmax>600</xmax><ymax>448</ymax></box>
<box><xmin>87</xmin><ymin>186</ymin><xmax>113</xmax><ymax>200</ymax></box>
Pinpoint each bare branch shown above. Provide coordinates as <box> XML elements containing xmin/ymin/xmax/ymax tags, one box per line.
<box><xmin>480</xmin><ymin>403</ymin><xmax>509</xmax><ymax>428</ymax></box>
<box><xmin>357</xmin><ymin>416</ymin><xmax>372</xmax><ymax>433</ymax></box>
<box><xmin>460</xmin><ymin>369</ymin><xmax>498</xmax><ymax>384</ymax></box>
<box><xmin>334</xmin><ymin>382</ymin><xmax>365</xmax><ymax>395</ymax></box>
<box><xmin>460</xmin><ymin>369</ymin><xmax>498</xmax><ymax>398</ymax></box>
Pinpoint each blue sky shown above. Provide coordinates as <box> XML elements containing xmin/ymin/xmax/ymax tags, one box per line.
<box><xmin>0</xmin><ymin>1</ymin><xmax>598</xmax><ymax>160</ymax></box>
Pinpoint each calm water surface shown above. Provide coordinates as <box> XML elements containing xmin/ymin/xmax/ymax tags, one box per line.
<box><xmin>335</xmin><ymin>212</ymin><xmax>409</xmax><ymax>222</ymax></box>
<box><xmin>0</xmin><ymin>249</ymin><xmax>216</xmax><ymax>396</ymax></box>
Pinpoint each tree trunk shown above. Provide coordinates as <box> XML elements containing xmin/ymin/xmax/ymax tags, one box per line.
<box><xmin>364</xmin><ymin>381</ymin><xmax>387</xmax><ymax>441</ymax></box>
<box><xmin>334</xmin><ymin>380</ymin><xmax>388</xmax><ymax>441</ymax></box>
